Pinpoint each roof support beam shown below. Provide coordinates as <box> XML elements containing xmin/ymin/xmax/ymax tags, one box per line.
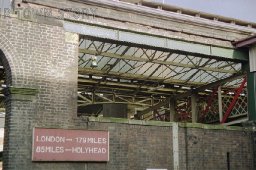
<box><xmin>78</xmin><ymin>67</ymin><xmax>205</xmax><ymax>86</ymax></box>
<box><xmin>191</xmin><ymin>93</ymin><xmax>198</xmax><ymax>123</ymax></box>
<box><xmin>78</xmin><ymin>78</ymin><xmax>186</xmax><ymax>94</ymax></box>
<box><xmin>176</xmin><ymin>73</ymin><xmax>245</xmax><ymax>100</ymax></box>
<box><xmin>65</xmin><ymin>22</ymin><xmax>249</xmax><ymax>61</ymax></box>
<box><xmin>79</xmin><ymin>49</ymin><xmax>238</xmax><ymax>74</ymax></box>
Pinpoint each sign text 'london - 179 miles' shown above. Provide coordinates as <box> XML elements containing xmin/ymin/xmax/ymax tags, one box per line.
<box><xmin>32</xmin><ymin>128</ymin><xmax>109</xmax><ymax>161</ymax></box>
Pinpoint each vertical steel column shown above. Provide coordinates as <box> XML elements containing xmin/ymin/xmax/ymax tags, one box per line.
<box><xmin>248</xmin><ymin>45</ymin><xmax>256</xmax><ymax>121</ymax></box>
<box><xmin>249</xmin><ymin>45</ymin><xmax>256</xmax><ymax>72</ymax></box>
<box><xmin>113</xmin><ymin>93</ymin><xmax>116</xmax><ymax>102</ymax></box>
<box><xmin>191</xmin><ymin>94</ymin><xmax>198</xmax><ymax>123</ymax></box>
<box><xmin>92</xmin><ymin>91</ymin><xmax>95</xmax><ymax>104</ymax></box>
<box><xmin>173</xmin><ymin>123</ymin><xmax>179</xmax><ymax>170</ymax></box>
<box><xmin>218</xmin><ymin>86</ymin><xmax>223</xmax><ymax>122</ymax></box>
<box><xmin>169</xmin><ymin>99</ymin><xmax>176</xmax><ymax>122</ymax></box>
<box><xmin>247</xmin><ymin>72</ymin><xmax>256</xmax><ymax>121</ymax></box>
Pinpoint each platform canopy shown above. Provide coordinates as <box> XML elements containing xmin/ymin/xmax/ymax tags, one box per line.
<box><xmin>76</xmin><ymin>31</ymin><xmax>248</xmax><ymax>123</ymax></box>
<box><xmin>78</xmin><ymin>37</ymin><xmax>245</xmax><ymax>96</ymax></box>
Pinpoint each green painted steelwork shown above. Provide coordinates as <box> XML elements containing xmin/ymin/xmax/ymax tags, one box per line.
<box><xmin>64</xmin><ymin>22</ymin><xmax>249</xmax><ymax>61</ymax></box>
<box><xmin>247</xmin><ymin>72</ymin><xmax>256</xmax><ymax>121</ymax></box>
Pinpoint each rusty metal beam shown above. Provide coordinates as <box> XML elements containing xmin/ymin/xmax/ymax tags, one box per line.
<box><xmin>138</xmin><ymin>73</ymin><xmax>245</xmax><ymax>116</ymax></box>
<box><xmin>221</xmin><ymin>77</ymin><xmax>247</xmax><ymax>123</ymax></box>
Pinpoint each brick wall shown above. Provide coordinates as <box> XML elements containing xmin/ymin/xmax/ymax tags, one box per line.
<box><xmin>252</xmin><ymin>132</ymin><xmax>256</xmax><ymax>169</ymax></box>
<box><xmin>179</xmin><ymin>127</ymin><xmax>253</xmax><ymax>170</ymax></box>
<box><xmin>87</xmin><ymin>122</ymin><xmax>173</xmax><ymax>170</ymax></box>
<box><xmin>0</xmin><ymin>15</ymin><xmax>78</xmax><ymax>169</ymax></box>
<box><xmin>0</xmin><ymin>1</ymin><xmax>254</xmax><ymax>170</ymax></box>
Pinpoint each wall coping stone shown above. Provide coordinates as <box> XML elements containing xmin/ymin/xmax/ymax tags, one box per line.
<box><xmin>88</xmin><ymin>116</ymin><xmax>253</xmax><ymax>131</ymax></box>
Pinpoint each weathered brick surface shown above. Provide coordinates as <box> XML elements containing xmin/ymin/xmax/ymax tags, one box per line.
<box><xmin>87</xmin><ymin>122</ymin><xmax>173</xmax><ymax>170</ymax></box>
<box><xmin>0</xmin><ymin>15</ymin><xmax>78</xmax><ymax>169</ymax></box>
<box><xmin>252</xmin><ymin>132</ymin><xmax>256</xmax><ymax>169</ymax></box>
<box><xmin>179</xmin><ymin>128</ymin><xmax>253</xmax><ymax>170</ymax></box>
<box><xmin>0</xmin><ymin>1</ymin><xmax>255</xmax><ymax>170</ymax></box>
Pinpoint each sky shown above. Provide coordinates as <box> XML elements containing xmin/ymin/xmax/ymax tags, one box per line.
<box><xmin>150</xmin><ymin>0</ymin><xmax>256</xmax><ymax>23</ymax></box>
<box><xmin>0</xmin><ymin>0</ymin><xmax>10</xmax><ymax>8</ymax></box>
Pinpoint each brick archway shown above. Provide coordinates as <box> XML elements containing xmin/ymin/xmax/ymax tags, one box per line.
<box><xmin>0</xmin><ymin>32</ymin><xmax>17</xmax><ymax>170</ymax></box>
<box><xmin>0</xmin><ymin>31</ymin><xmax>21</xmax><ymax>85</ymax></box>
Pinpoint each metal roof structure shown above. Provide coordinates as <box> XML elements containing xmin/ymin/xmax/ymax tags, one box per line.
<box><xmin>60</xmin><ymin>0</ymin><xmax>253</xmax><ymax>124</ymax></box>
<box><xmin>77</xmin><ymin>35</ymin><xmax>248</xmax><ymax>124</ymax></box>
<box><xmin>0</xmin><ymin>0</ymin><xmax>253</xmax><ymax>124</ymax></box>
<box><xmin>78</xmin><ymin>38</ymin><xmax>244</xmax><ymax>91</ymax></box>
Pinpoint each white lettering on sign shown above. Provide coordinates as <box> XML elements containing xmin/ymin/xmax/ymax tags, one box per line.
<box><xmin>35</xmin><ymin>136</ymin><xmax>108</xmax><ymax>144</ymax></box>
<box><xmin>32</xmin><ymin>128</ymin><xmax>109</xmax><ymax>161</ymax></box>
<box><xmin>75</xmin><ymin>137</ymin><xmax>107</xmax><ymax>144</ymax></box>
<box><xmin>71</xmin><ymin>147</ymin><xmax>107</xmax><ymax>154</ymax></box>
<box><xmin>36</xmin><ymin>146</ymin><xmax>65</xmax><ymax>153</ymax></box>
<box><xmin>36</xmin><ymin>136</ymin><xmax>66</xmax><ymax>143</ymax></box>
